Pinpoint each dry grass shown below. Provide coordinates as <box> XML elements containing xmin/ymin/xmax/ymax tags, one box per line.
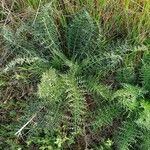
<box><xmin>1</xmin><ymin>0</ymin><xmax>150</xmax><ymax>43</ymax></box>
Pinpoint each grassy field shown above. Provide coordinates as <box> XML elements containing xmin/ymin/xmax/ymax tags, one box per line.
<box><xmin>0</xmin><ymin>0</ymin><xmax>150</xmax><ymax>150</ymax></box>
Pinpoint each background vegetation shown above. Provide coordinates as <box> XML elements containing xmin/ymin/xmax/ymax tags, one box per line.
<box><xmin>0</xmin><ymin>0</ymin><xmax>150</xmax><ymax>150</ymax></box>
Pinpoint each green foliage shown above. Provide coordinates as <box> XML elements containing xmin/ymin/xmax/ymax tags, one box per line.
<box><xmin>141</xmin><ymin>53</ymin><xmax>150</xmax><ymax>93</ymax></box>
<box><xmin>114</xmin><ymin>121</ymin><xmax>138</xmax><ymax>150</ymax></box>
<box><xmin>113</xmin><ymin>84</ymin><xmax>143</xmax><ymax>111</ymax></box>
<box><xmin>66</xmin><ymin>9</ymin><xmax>100</xmax><ymax>60</ymax></box>
<box><xmin>38</xmin><ymin>68</ymin><xmax>63</xmax><ymax>103</ymax></box>
<box><xmin>92</xmin><ymin>103</ymin><xmax>122</xmax><ymax>130</ymax></box>
<box><xmin>20</xmin><ymin>67</ymin><xmax>87</xmax><ymax>140</ymax></box>
<box><xmin>0</xmin><ymin>56</ymin><xmax>50</xmax><ymax>102</ymax></box>
<box><xmin>116</xmin><ymin>66</ymin><xmax>135</xmax><ymax>84</ymax></box>
<box><xmin>62</xmin><ymin>74</ymin><xmax>86</xmax><ymax>133</ymax></box>
<box><xmin>3</xmin><ymin>56</ymin><xmax>49</xmax><ymax>74</ymax></box>
<box><xmin>2</xmin><ymin>25</ymin><xmax>37</xmax><ymax>57</ymax></box>
<box><xmin>27</xmin><ymin>129</ymin><xmax>65</xmax><ymax>150</ymax></box>
<box><xmin>33</xmin><ymin>5</ymin><xmax>60</xmax><ymax>59</ymax></box>
<box><xmin>86</xmin><ymin>77</ymin><xmax>112</xmax><ymax>100</ymax></box>
<box><xmin>136</xmin><ymin>101</ymin><xmax>150</xmax><ymax>129</ymax></box>
<box><xmin>0</xmin><ymin>100</ymin><xmax>25</xmax><ymax>150</ymax></box>
<box><xmin>91</xmin><ymin>138</ymin><xmax>113</xmax><ymax>150</ymax></box>
<box><xmin>140</xmin><ymin>129</ymin><xmax>150</xmax><ymax>150</ymax></box>
<box><xmin>1</xmin><ymin>3</ymin><xmax>150</xmax><ymax>150</ymax></box>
